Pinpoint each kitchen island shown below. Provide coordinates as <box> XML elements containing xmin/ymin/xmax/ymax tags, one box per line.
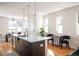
<box><xmin>12</xmin><ymin>34</ymin><xmax>51</xmax><ymax>56</ymax></box>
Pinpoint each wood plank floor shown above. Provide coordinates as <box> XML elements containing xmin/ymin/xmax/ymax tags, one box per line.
<box><xmin>48</xmin><ymin>43</ymin><xmax>74</xmax><ymax>56</ymax></box>
<box><xmin>0</xmin><ymin>42</ymin><xmax>75</xmax><ymax>56</ymax></box>
<box><xmin>0</xmin><ymin>42</ymin><xmax>17</xmax><ymax>56</ymax></box>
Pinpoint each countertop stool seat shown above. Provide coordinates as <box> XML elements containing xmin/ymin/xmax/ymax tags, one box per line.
<box><xmin>47</xmin><ymin>34</ymin><xmax>54</xmax><ymax>45</ymax></box>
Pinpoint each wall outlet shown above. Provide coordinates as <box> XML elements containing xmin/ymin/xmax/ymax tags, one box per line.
<box><xmin>40</xmin><ymin>44</ymin><xmax>43</xmax><ymax>47</ymax></box>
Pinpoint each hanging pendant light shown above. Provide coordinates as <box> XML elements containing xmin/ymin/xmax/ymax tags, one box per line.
<box><xmin>27</xmin><ymin>4</ymin><xmax>30</xmax><ymax>25</ymax></box>
<box><xmin>34</xmin><ymin>2</ymin><xmax>37</xmax><ymax>36</ymax></box>
<box><xmin>23</xmin><ymin>4</ymin><xmax>30</xmax><ymax>37</ymax></box>
<box><xmin>23</xmin><ymin>2</ymin><xmax>37</xmax><ymax>37</ymax></box>
<box><xmin>23</xmin><ymin>8</ymin><xmax>25</xmax><ymax>22</ymax></box>
<box><xmin>26</xmin><ymin>4</ymin><xmax>30</xmax><ymax>36</ymax></box>
<box><xmin>22</xmin><ymin>8</ymin><xmax>25</xmax><ymax>29</ymax></box>
<box><xmin>22</xmin><ymin>8</ymin><xmax>25</xmax><ymax>35</ymax></box>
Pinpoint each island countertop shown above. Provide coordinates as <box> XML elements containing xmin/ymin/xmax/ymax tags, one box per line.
<box><xmin>12</xmin><ymin>34</ymin><xmax>52</xmax><ymax>43</ymax></box>
<box><xmin>12</xmin><ymin>34</ymin><xmax>50</xmax><ymax>56</ymax></box>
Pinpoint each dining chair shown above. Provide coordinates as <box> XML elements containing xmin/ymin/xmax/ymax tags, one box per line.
<box><xmin>47</xmin><ymin>34</ymin><xmax>54</xmax><ymax>45</ymax></box>
<box><xmin>59</xmin><ymin>35</ymin><xmax>70</xmax><ymax>49</ymax></box>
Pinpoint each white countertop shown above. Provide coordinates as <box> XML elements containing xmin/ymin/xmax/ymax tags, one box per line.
<box><xmin>12</xmin><ymin>34</ymin><xmax>52</xmax><ymax>43</ymax></box>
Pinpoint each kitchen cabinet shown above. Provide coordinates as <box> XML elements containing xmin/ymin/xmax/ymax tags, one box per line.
<box><xmin>15</xmin><ymin>38</ymin><xmax>45</xmax><ymax>56</ymax></box>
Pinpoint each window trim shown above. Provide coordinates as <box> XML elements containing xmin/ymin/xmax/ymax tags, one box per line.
<box><xmin>8</xmin><ymin>19</ymin><xmax>27</xmax><ymax>33</ymax></box>
<box><xmin>43</xmin><ymin>16</ymin><xmax>48</xmax><ymax>33</ymax></box>
<box><xmin>56</xmin><ymin>16</ymin><xmax>63</xmax><ymax>34</ymax></box>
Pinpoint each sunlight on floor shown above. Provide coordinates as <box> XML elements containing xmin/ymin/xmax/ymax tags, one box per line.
<box><xmin>47</xmin><ymin>49</ymin><xmax>54</xmax><ymax>56</ymax></box>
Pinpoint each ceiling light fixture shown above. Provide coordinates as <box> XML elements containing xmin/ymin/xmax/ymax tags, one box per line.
<box><xmin>33</xmin><ymin>2</ymin><xmax>37</xmax><ymax>36</ymax></box>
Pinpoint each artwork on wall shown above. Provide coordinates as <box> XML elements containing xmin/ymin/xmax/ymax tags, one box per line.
<box><xmin>78</xmin><ymin>13</ymin><xmax>79</xmax><ymax>24</ymax></box>
<box><xmin>76</xmin><ymin>12</ymin><xmax>79</xmax><ymax>35</ymax></box>
<box><xmin>78</xmin><ymin>12</ymin><xmax>79</xmax><ymax>24</ymax></box>
<box><xmin>76</xmin><ymin>12</ymin><xmax>79</xmax><ymax>24</ymax></box>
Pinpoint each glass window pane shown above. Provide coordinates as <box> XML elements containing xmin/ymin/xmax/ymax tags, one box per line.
<box><xmin>17</xmin><ymin>27</ymin><xmax>22</xmax><ymax>32</ymax></box>
<box><xmin>56</xmin><ymin>16</ymin><xmax>62</xmax><ymax>25</ymax></box>
<box><xmin>44</xmin><ymin>26</ymin><xmax>48</xmax><ymax>33</ymax></box>
<box><xmin>44</xmin><ymin>19</ymin><xmax>48</xmax><ymax>26</ymax></box>
<box><xmin>9</xmin><ymin>30</ymin><xmax>12</xmax><ymax>33</ymax></box>
<box><xmin>23</xmin><ymin>21</ymin><xmax>28</xmax><ymax>29</ymax></box>
<box><xmin>56</xmin><ymin>16</ymin><xmax>63</xmax><ymax>34</ymax></box>
<box><xmin>58</xmin><ymin>25</ymin><xmax>63</xmax><ymax>34</ymax></box>
<box><xmin>8</xmin><ymin>26</ymin><xmax>16</xmax><ymax>29</ymax></box>
<box><xmin>17</xmin><ymin>21</ymin><xmax>23</xmax><ymax>27</ymax></box>
<box><xmin>8</xmin><ymin>30</ymin><xmax>16</xmax><ymax>33</ymax></box>
<box><xmin>12</xmin><ymin>30</ymin><xmax>16</xmax><ymax>33</ymax></box>
<box><xmin>8</xmin><ymin>19</ymin><xmax>28</xmax><ymax>33</ymax></box>
<box><xmin>43</xmin><ymin>17</ymin><xmax>48</xmax><ymax>33</ymax></box>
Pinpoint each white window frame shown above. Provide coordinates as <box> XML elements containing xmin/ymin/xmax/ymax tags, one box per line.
<box><xmin>43</xmin><ymin>17</ymin><xmax>48</xmax><ymax>33</ymax></box>
<box><xmin>8</xmin><ymin>19</ymin><xmax>27</xmax><ymax>33</ymax></box>
<box><xmin>8</xmin><ymin>19</ymin><xmax>17</xmax><ymax>33</ymax></box>
<box><xmin>56</xmin><ymin>16</ymin><xmax>63</xmax><ymax>34</ymax></box>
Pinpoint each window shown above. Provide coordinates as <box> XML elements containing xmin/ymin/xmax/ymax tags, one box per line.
<box><xmin>16</xmin><ymin>20</ymin><xmax>23</xmax><ymax>32</ymax></box>
<box><xmin>43</xmin><ymin>17</ymin><xmax>48</xmax><ymax>33</ymax></box>
<box><xmin>8</xmin><ymin>19</ymin><xmax>27</xmax><ymax>33</ymax></box>
<box><xmin>8</xmin><ymin>19</ymin><xmax>17</xmax><ymax>33</ymax></box>
<box><xmin>56</xmin><ymin>16</ymin><xmax>63</xmax><ymax>34</ymax></box>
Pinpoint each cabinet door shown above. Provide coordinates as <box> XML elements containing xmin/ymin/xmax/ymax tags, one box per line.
<box><xmin>15</xmin><ymin>39</ymin><xmax>31</xmax><ymax>56</ymax></box>
<box><xmin>32</xmin><ymin>40</ymin><xmax>45</xmax><ymax>56</ymax></box>
<box><xmin>23</xmin><ymin>40</ymin><xmax>31</xmax><ymax>56</ymax></box>
<box><xmin>15</xmin><ymin>39</ymin><xmax>25</xmax><ymax>56</ymax></box>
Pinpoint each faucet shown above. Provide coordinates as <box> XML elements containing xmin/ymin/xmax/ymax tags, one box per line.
<box><xmin>24</xmin><ymin>28</ymin><xmax>28</xmax><ymax>37</ymax></box>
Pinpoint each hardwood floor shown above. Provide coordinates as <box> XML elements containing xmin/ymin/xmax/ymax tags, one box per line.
<box><xmin>48</xmin><ymin>43</ymin><xmax>74</xmax><ymax>56</ymax></box>
<box><xmin>0</xmin><ymin>42</ymin><xmax>18</xmax><ymax>56</ymax></box>
<box><xmin>0</xmin><ymin>42</ymin><xmax>75</xmax><ymax>56</ymax></box>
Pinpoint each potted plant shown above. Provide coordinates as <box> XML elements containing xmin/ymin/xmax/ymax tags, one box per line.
<box><xmin>39</xmin><ymin>27</ymin><xmax>45</xmax><ymax>36</ymax></box>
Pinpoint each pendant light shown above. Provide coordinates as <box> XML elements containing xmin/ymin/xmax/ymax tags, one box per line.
<box><xmin>33</xmin><ymin>2</ymin><xmax>37</xmax><ymax>36</ymax></box>
<box><xmin>23</xmin><ymin>4</ymin><xmax>30</xmax><ymax>37</ymax></box>
<box><xmin>23</xmin><ymin>8</ymin><xmax>25</xmax><ymax>22</ymax></box>
<box><xmin>23</xmin><ymin>8</ymin><xmax>25</xmax><ymax>31</ymax></box>
<box><xmin>22</xmin><ymin>7</ymin><xmax>26</xmax><ymax>36</ymax></box>
<box><xmin>26</xmin><ymin>4</ymin><xmax>30</xmax><ymax>36</ymax></box>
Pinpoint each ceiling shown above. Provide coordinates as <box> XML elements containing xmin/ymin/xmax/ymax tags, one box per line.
<box><xmin>0</xmin><ymin>2</ymin><xmax>79</xmax><ymax>19</ymax></box>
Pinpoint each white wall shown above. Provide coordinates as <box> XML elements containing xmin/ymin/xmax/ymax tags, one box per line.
<box><xmin>0</xmin><ymin>16</ymin><xmax>10</xmax><ymax>37</ymax></box>
<box><xmin>36</xmin><ymin>14</ymin><xmax>43</xmax><ymax>35</ymax></box>
<box><xmin>0</xmin><ymin>16</ymin><xmax>10</xmax><ymax>36</ymax></box>
<box><xmin>44</xmin><ymin>5</ymin><xmax>79</xmax><ymax>49</ymax></box>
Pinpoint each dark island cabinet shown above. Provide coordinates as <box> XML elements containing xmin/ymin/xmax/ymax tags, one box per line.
<box><xmin>15</xmin><ymin>38</ymin><xmax>45</xmax><ymax>56</ymax></box>
<box><xmin>31</xmin><ymin>40</ymin><xmax>45</xmax><ymax>56</ymax></box>
<box><xmin>15</xmin><ymin>39</ymin><xmax>31</xmax><ymax>56</ymax></box>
